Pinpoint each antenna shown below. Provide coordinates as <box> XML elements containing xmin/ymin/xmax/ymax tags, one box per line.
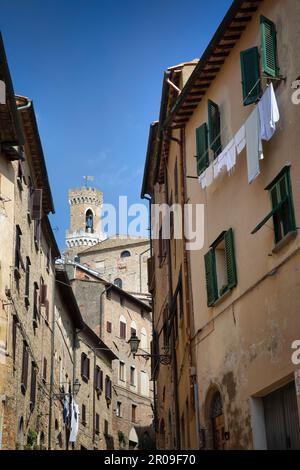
<box><xmin>83</xmin><ymin>176</ymin><xmax>94</xmax><ymax>188</ymax></box>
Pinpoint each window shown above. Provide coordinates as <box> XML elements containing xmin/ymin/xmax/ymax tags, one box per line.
<box><xmin>106</xmin><ymin>321</ymin><xmax>112</xmax><ymax>333</ymax></box>
<box><xmin>114</xmin><ymin>278</ymin><xmax>122</xmax><ymax>289</ymax></box>
<box><xmin>39</xmin><ymin>278</ymin><xmax>47</xmax><ymax>307</ymax></box>
<box><xmin>208</xmin><ymin>100</ymin><xmax>222</xmax><ymax>157</ymax></box>
<box><xmin>95</xmin><ymin>366</ymin><xmax>103</xmax><ymax>392</ymax></box>
<box><xmin>120</xmin><ymin>250</ymin><xmax>131</xmax><ymax>258</ymax></box>
<box><xmin>81</xmin><ymin>352</ymin><xmax>90</xmax><ymax>382</ymax></box>
<box><xmin>119</xmin><ymin>361</ymin><xmax>125</xmax><ymax>382</ymax></box>
<box><xmin>42</xmin><ymin>357</ymin><xmax>47</xmax><ymax>384</ymax></box>
<box><xmin>85</xmin><ymin>209</ymin><xmax>94</xmax><ymax>233</ymax></box>
<box><xmin>240</xmin><ymin>47</ymin><xmax>261</xmax><ymax>106</ymax></box>
<box><xmin>105</xmin><ymin>376</ymin><xmax>112</xmax><ymax>401</ymax></box>
<box><xmin>82</xmin><ymin>404</ymin><xmax>86</xmax><ymax>426</ymax></box>
<box><xmin>95</xmin><ymin>413</ymin><xmax>100</xmax><ymax>434</ymax></box>
<box><xmin>204</xmin><ymin>229</ymin><xmax>237</xmax><ymax>307</ymax></box>
<box><xmin>12</xmin><ymin>315</ymin><xmax>18</xmax><ymax>365</ymax></box>
<box><xmin>130</xmin><ymin>321</ymin><xmax>137</xmax><ymax>339</ymax></box>
<box><xmin>14</xmin><ymin>225</ymin><xmax>23</xmax><ymax>276</ymax></box>
<box><xmin>158</xmin><ymin>227</ymin><xmax>166</xmax><ymax>266</ymax></box>
<box><xmin>31</xmin><ymin>189</ymin><xmax>43</xmax><ymax>249</ymax></box>
<box><xmin>116</xmin><ymin>401</ymin><xmax>122</xmax><ymax>417</ymax></box>
<box><xmin>261</xmin><ymin>16</ymin><xmax>278</xmax><ymax>78</ymax></box>
<box><xmin>21</xmin><ymin>341</ymin><xmax>29</xmax><ymax>394</ymax></box>
<box><xmin>46</xmin><ymin>249</ymin><xmax>51</xmax><ymax>273</ymax></box>
<box><xmin>17</xmin><ymin>159</ymin><xmax>25</xmax><ymax>189</ymax></box>
<box><xmin>130</xmin><ymin>366</ymin><xmax>136</xmax><ymax>387</ymax></box>
<box><xmin>25</xmin><ymin>257</ymin><xmax>31</xmax><ymax>305</ymax></box>
<box><xmin>140</xmin><ymin>371</ymin><xmax>149</xmax><ymax>397</ymax></box>
<box><xmin>251</xmin><ymin>167</ymin><xmax>296</xmax><ymax>245</ymax></box>
<box><xmin>104</xmin><ymin>419</ymin><xmax>109</xmax><ymax>436</ymax></box>
<box><xmin>30</xmin><ymin>362</ymin><xmax>37</xmax><ymax>410</ymax></box>
<box><xmin>33</xmin><ymin>282</ymin><xmax>39</xmax><ymax>326</ymax></box>
<box><xmin>196</xmin><ymin>123</ymin><xmax>209</xmax><ymax>176</ymax></box>
<box><xmin>119</xmin><ymin>317</ymin><xmax>126</xmax><ymax>339</ymax></box>
<box><xmin>140</xmin><ymin>327</ymin><xmax>147</xmax><ymax>350</ymax></box>
<box><xmin>132</xmin><ymin>405</ymin><xmax>137</xmax><ymax>423</ymax></box>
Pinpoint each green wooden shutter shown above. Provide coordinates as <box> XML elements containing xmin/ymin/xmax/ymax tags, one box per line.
<box><xmin>204</xmin><ymin>249</ymin><xmax>218</xmax><ymax>307</ymax></box>
<box><xmin>224</xmin><ymin>229</ymin><xmax>237</xmax><ymax>290</ymax></box>
<box><xmin>240</xmin><ymin>47</ymin><xmax>261</xmax><ymax>106</ymax></box>
<box><xmin>196</xmin><ymin>123</ymin><xmax>209</xmax><ymax>176</ymax></box>
<box><xmin>261</xmin><ymin>16</ymin><xmax>278</xmax><ymax>78</ymax></box>
<box><xmin>208</xmin><ymin>100</ymin><xmax>221</xmax><ymax>156</ymax></box>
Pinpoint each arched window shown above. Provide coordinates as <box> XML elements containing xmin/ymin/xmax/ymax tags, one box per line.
<box><xmin>114</xmin><ymin>278</ymin><xmax>122</xmax><ymax>289</ymax></box>
<box><xmin>120</xmin><ymin>250</ymin><xmax>131</xmax><ymax>258</ymax></box>
<box><xmin>140</xmin><ymin>327</ymin><xmax>147</xmax><ymax>350</ymax></box>
<box><xmin>85</xmin><ymin>209</ymin><xmax>94</xmax><ymax>233</ymax></box>
<box><xmin>119</xmin><ymin>315</ymin><xmax>127</xmax><ymax>340</ymax></box>
<box><xmin>130</xmin><ymin>321</ymin><xmax>137</xmax><ymax>337</ymax></box>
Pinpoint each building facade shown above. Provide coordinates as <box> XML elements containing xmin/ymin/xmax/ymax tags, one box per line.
<box><xmin>142</xmin><ymin>0</ymin><xmax>300</xmax><ymax>450</ymax></box>
<box><xmin>68</xmin><ymin>262</ymin><xmax>155</xmax><ymax>449</ymax></box>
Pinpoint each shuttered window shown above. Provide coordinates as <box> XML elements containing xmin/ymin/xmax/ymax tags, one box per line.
<box><xmin>208</xmin><ymin>100</ymin><xmax>222</xmax><ymax>157</ymax></box>
<box><xmin>95</xmin><ymin>366</ymin><xmax>103</xmax><ymax>392</ymax></box>
<box><xmin>14</xmin><ymin>225</ymin><xmax>23</xmax><ymax>274</ymax></box>
<box><xmin>196</xmin><ymin>123</ymin><xmax>209</xmax><ymax>176</ymax></box>
<box><xmin>106</xmin><ymin>321</ymin><xmax>112</xmax><ymax>333</ymax></box>
<box><xmin>31</xmin><ymin>188</ymin><xmax>43</xmax><ymax>220</ymax></box>
<box><xmin>240</xmin><ymin>47</ymin><xmax>261</xmax><ymax>105</ymax></box>
<box><xmin>105</xmin><ymin>376</ymin><xmax>112</xmax><ymax>401</ymax></box>
<box><xmin>95</xmin><ymin>413</ymin><xmax>100</xmax><ymax>434</ymax></box>
<box><xmin>30</xmin><ymin>362</ymin><xmax>37</xmax><ymax>410</ymax></box>
<box><xmin>81</xmin><ymin>352</ymin><xmax>90</xmax><ymax>382</ymax></box>
<box><xmin>42</xmin><ymin>357</ymin><xmax>47</xmax><ymax>384</ymax></box>
<box><xmin>120</xmin><ymin>321</ymin><xmax>126</xmax><ymax>339</ymax></box>
<box><xmin>82</xmin><ymin>404</ymin><xmax>86</xmax><ymax>425</ymax></box>
<box><xmin>33</xmin><ymin>282</ymin><xmax>39</xmax><ymax>324</ymax></box>
<box><xmin>25</xmin><ymin>257</ymin><xmax>31</xmax><ymax>303</ymax></box>
<box><xmin>251</xmin><ymin>167</ymin><xmax>296</xmax><ymax>245</ymax></box>
<box><xmin>12</xmin><ymin>315</ymin><xmax>18</xmax><ymax>364</ymax></box>
<box><xmin>204</xmin><ymin>229</ymin><xmax>237</xmax><ymax>307</ymax></box>
<box><xmin>261</xmin><ymin>16</ymin><xmax>278</xmax><ymax>78</ymax></box>
<box><xmin>21</xmin><ymin>341</ymin><xmax>29</xmax><ymax>394</ymax></box>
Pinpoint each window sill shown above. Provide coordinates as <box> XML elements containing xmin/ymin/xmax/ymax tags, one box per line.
<box><xmin>272</xmin><ymin>230</ymin><xmax>298</xmax><ymax>254</ymax></box>
<box><xmin>212</xmin><ymin>288</ymin><xmax>232</xmax><ymax>307</ymax></box>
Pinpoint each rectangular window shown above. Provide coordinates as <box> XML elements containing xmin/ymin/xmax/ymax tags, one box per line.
<box><xmin>119</xmin><ymin>361</ymin><xmax>125</xmax><ymax>382</ymax></box>
<box><xmin>30</xmin><ymin>362</ymin><xmax>37</xmax><ymax>410</ymax></box>
<box><xmin>12</xmin><ymin>315</ymin><xmax>18</xmax><ymax>365</ymax></box>
<box><xmin>132</xmin><ymin>405</ymin><xmax>137</xmax><ymax>423</ymax></box>
<box><xmin>25</xmin><ymin>257</ymin><xmax>31</xmax><ymax>304</ymax></box>
<box><xmin>116</xmin><ymin>401</ymin><xmax>122</xmax><ymax>417</ymax></box>
<box><xmin>21</xmin><ymin>341</ymin><xmax>29</xmax><ymax>394</ymax></box>
<box><xmin>204</xmin><ymin>228</ymin><xmax>237</xmax><ymax>307</ymax></box>
<box><xmin>95</xmin><ymin>413</ymin><xmax>100</xmax><ymax>434</ymax></box>
<box><xmin>40</xmin><ymin>278</ymin><xmax>47</xmax><ymax>306</ymax></box>
<box><xmin>105</xmin><ymin>376</ymin><xmax>112</xmax><ymax>401</ymax></box>
<box><xmin>31</xmin><ymin>188</ymin><xmax>43</xmax><ymax>220</ymax></box>
<box><xmin>130</xmin><ymin>366</ymin><xmax>136</xmax><ymax>387</ymax></box>
<box><xmin>261</xmin><ymin>16</ymin><xmax>278</xmax><ymax>78</ymax></box>
<box><xmin>251</xmin><ymin>167</ymin><xmax>296</xmax><ymax>245</ymax></box>
<box><xmin>95</xmin><ymin>366</ymin><xmax>103</xmax><ymax>392</ymax></box>
<box><xmin>196</xmin><ymin>123</ymin><xmax>209</xmax><ymax>176</ymax></box>
<box><xmin>240</xmin><ymin>47</ymin><xmax>261</xmax><ymax>106</ymax></box>
<box><xmin>42</xmin><ymin>357</ymin><xmax>47</xmax><ymax>384</ymax></box>
<box><xmin>14</xmin><ymin>225</ymin><xmax>23</xmax><ymax>276</ymax></box>
<box><xmin>33</xmin><ymin>282</ymin><xmax>39</xmax><ymax>325</ymax></box>
<box><xmin>104</xmin><ymin>419</ymin><xmax>109</xmax><ymax>436</ymax></box>
<box><xmin>106</xmin><ymin>321</ymin><xmax>112</xmax><ymax>333</ymax></box>
<box><xmin>82</xmin><ymin>404</ymin><xmax>86</xmax><ymax>426</ymax></box>
<box><xmin>120</xmin><ymin>321</ymin><xmax>126</xmax><ymax>339</ymax></box>
<box><xmin>81</xmin><ymin>352</ymin><xmax>90</xmax><ymax>382</ymax></box>
<box><xmin>208</xmin><ymin>100</ymin><xmax>222</xmax><ymax>157</ymax></box>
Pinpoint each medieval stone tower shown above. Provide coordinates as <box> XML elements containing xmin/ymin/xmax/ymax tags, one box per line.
<box><xmin>65</xmin><ymin>186</ymin><xmax>106</xmax><ymax>256</ymax></box>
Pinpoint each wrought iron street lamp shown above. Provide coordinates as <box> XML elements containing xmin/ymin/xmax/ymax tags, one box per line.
<box><xmin>128</xmin><ymin>331</ymin><xmax>170</xmax><ymax>365</ymax></box>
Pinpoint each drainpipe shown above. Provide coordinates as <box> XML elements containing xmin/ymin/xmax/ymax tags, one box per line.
<box><xmin>139</xmin><ymin>246</ymin><xmax>151</xmax><ymax>294</ymax></box>
<box><xmin>99</xmin><ymin>284</ymin><xmax>112</xmax><ymax>339</ymax></box>
<box><xmin>92</xmin><ymin>348</ymin><xmax>96</xmax><ymax>444</ymax></box>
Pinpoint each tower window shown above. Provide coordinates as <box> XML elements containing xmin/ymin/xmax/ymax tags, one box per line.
<box><xmin>85</xmin><ymin>209</ymin><xmax>94</xmax><ymax>233</ymax></box>
<box><xmin>120</xmin><ymin>250</ymin><xmax>131</xmax><ymax>258</ymax></box>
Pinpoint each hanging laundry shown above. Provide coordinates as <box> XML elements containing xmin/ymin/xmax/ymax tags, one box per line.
<box><xmin>63</xmin><ymin>393</ymin><xmax>70</xmax><ymax>424</ymax></box>
<box><xmin>225</xmin><ymin>139</ymin><xmax>236</xmax><ymax>173</ymax></box>
<box><xmin>69</xmin><ymin>401</ymin><xmax>79</xmax><ymax>443</ymax></box>
<box><xmin>198</xmin><ymin>163</ymin><xmax>214</xmax><ymax>189</ymax></box>
<box><xmin>258</xmin><ymin>82</ymin><xmax>280</xmax><ymax>141</ymax></box>
<box><xmin>245</xmin><ymin>107</ymin><xmax>263</xmax><ymax>184</ymax></box>
<box><xmin>234</xmin><ymin>125</ymin><xmax>246</xmax><ymax>155</ymax></box>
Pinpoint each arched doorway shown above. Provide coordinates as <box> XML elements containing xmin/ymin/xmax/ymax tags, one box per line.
<box><xmin>129</xmin><ymin>427</ymin><xmax>138</xmax><ymax>450</ymax></box>
<box><xmin>210</xmin><ymin>391</ymin><xmax>225</xmax><ymax>450</ymax></box>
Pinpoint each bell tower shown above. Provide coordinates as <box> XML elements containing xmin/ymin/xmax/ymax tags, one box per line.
<box><xmin>65</xmin><ymin>186</ymin><xmax>106</xmax><ymax>256</ymax></box>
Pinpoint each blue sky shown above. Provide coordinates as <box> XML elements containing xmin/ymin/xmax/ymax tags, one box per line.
<box><xmin>2</xmin><ymin>0</ymin><xmax>232</xmax><ymax>250</ymax></box>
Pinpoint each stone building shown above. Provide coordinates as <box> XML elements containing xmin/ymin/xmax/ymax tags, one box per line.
<box><xmin>142</xmin><ymin>0</ymin><xmax>300</xmax><ymax>450</ymax></box>
<box><xmin>66</xmin><ymin>261</ymin><xmax>154</xmax><ymax>449</ymax></box>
